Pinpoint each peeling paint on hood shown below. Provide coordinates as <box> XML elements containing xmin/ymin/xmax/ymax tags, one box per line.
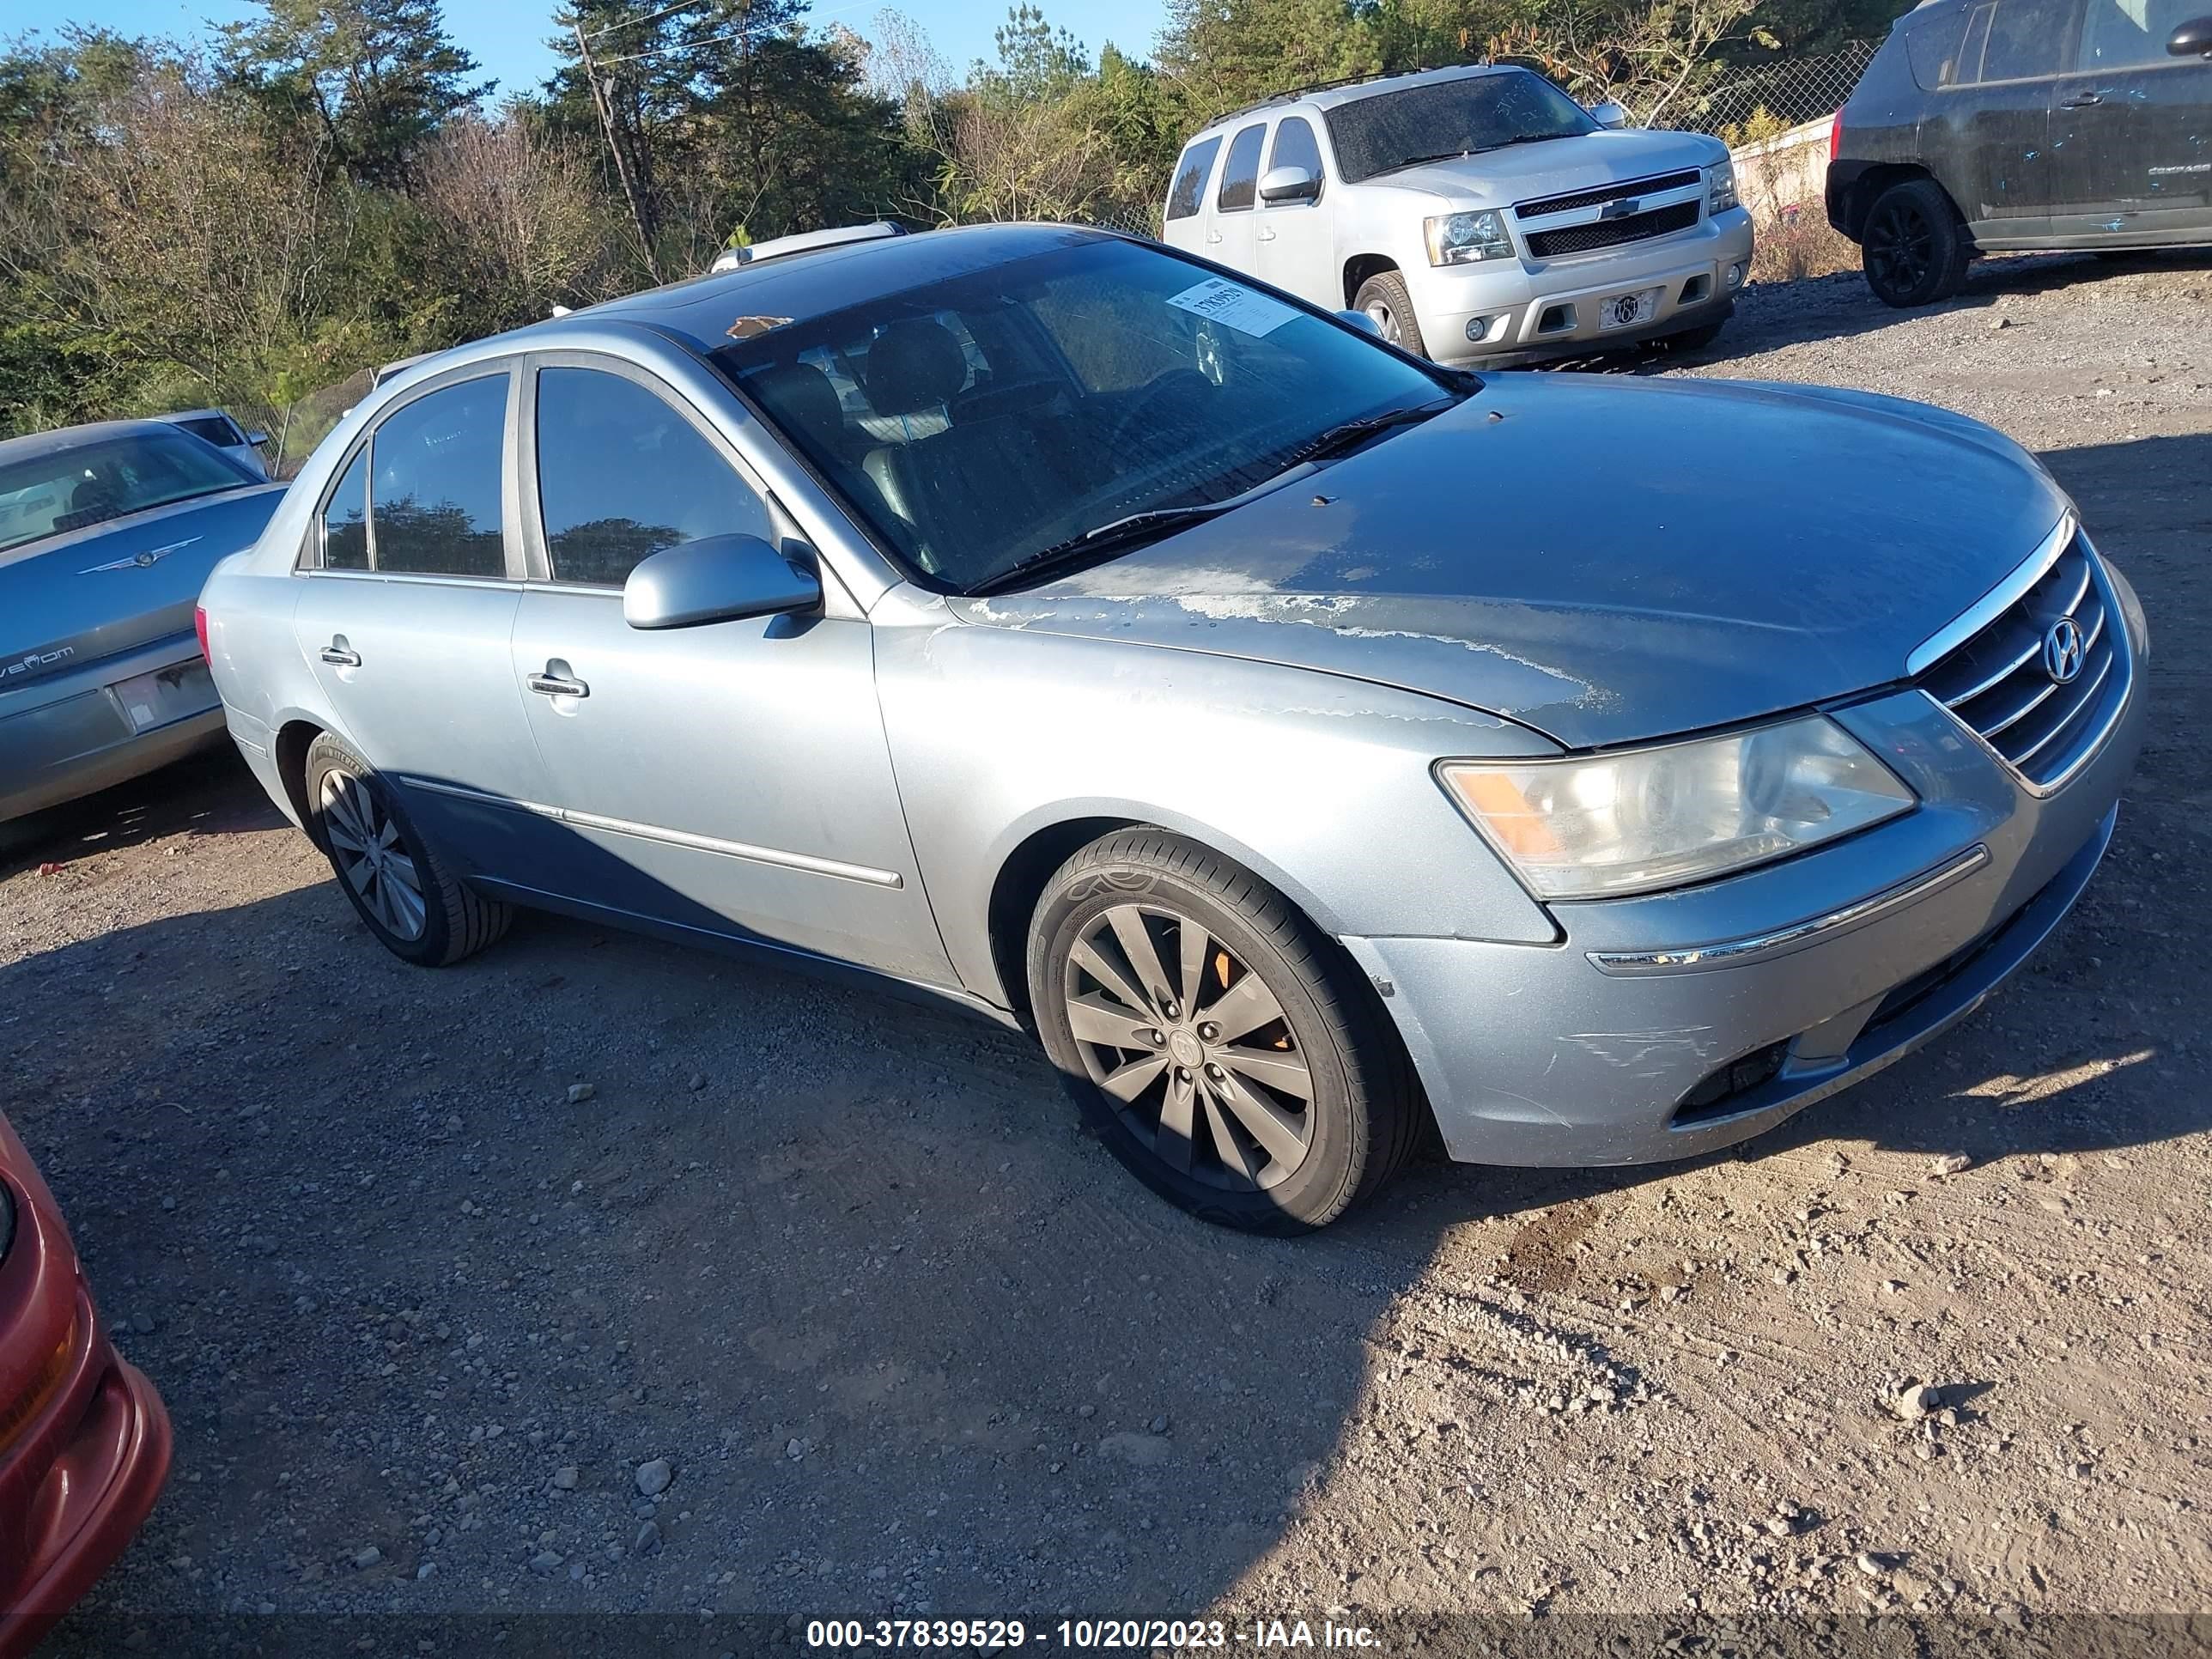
<box><xmin>947</xmin><ymin>373</ymin><xmax>2072</xmax><ymax>750</ymax></box>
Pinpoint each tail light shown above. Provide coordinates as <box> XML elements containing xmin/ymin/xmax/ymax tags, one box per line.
<box><xmin>194</xmin><ymin>603</ymin><xmax>211</xmax><ymax>664</ymax></box>
<box><xmin>1829</xmin><ymin>109</ymin><xmax>1844</xmax><ymax>165</ymax></box>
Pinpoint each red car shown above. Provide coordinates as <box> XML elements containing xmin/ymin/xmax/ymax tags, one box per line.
<box><xmin>0</xmin><ymin>1112</ymin><xmax>171</xmax><ymax>1658</ymax></box>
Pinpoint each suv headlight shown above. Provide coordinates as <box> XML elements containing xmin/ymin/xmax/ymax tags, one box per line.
<box><xmin>1425</xmin><ymin>210</ymin><xmax>1514</xmax><ymax>265</ymax></box>
<box><xmin>1708</xmin><ymin>159</ymin><xmax>1738</xmax><ymax>214</ymax></box>
<box><xmin>1437</xmin><ymin>715</ymin><xmax>1914</xmax><ymax>900</ymax></box>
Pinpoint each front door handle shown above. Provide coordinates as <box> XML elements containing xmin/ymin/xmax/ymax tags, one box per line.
<box><xmin>527</xmin><ymin>669</ymin><xmax>588</xmax><ymax>699</ymax></box>
<box><xmin>319</xmin><ymin>641</ymin><xmax>361</xmax><ymax>667</ymax></box>
<box><xmin>2059</xmin><ymin>90</ymin><xmax>2104</xmax><ymax>106</ymax></box>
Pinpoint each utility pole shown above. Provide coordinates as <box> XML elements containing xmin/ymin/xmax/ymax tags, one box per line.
<box><xmin>574</xmin><ymin>21</ymin><xmax>663</xmax><ymax>285</ymax></box>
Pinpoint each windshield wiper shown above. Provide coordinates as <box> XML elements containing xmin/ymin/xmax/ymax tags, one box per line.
<box><xmin>967</xmin><ymin>501</ymin><xmax>1239</xmax><ymax>595</ymax></box>
<box><xmin>1277</xmin><ymin>398</ymin><xmax>1454</xmax><ymax>469</ymax></box>
<box><xmin>1478</xmin><ymin>131</ymin><xmax>1575</xmax><ymax>151</ymax></box>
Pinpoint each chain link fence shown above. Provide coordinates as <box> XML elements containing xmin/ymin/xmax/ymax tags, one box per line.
<box><xmin>1683</xmin><ymin>40</ymin><xmax>1879</xmax><ymax>139</ymax></box>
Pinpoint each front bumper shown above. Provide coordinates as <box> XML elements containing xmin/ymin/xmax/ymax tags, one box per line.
<box><xmin>0</xmin><ymin>632</ymin><xmax>223</xmax><ymax>823</ymax></box>
<box><xmin>1408</xmin><ymin>206</ymin><xmax>1756</xmax><ymax>366</ymax></box>
<box><xmin>1343</xmin><ymin>573</ymin><xmax>2149</xmax><ymax>1167</ymax></box>
<box><xmin>0</xmin><ymin>1121</ymin><xmax>173</xmax><ymax>1658</ymax></box>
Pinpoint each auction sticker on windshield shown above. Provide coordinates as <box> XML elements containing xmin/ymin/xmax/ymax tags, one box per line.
<box><xmin>1165</xmin><ymin>276</ymin><xmax>1298</xmax><ymax>337</ymax></box>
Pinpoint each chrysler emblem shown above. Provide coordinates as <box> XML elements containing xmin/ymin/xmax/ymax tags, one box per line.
<box><xmin>2042</xmin><ymin>617</ymin><xmax>2086</xmax><ymax>684</ymax></box>
<box><xmin>81</xmin><ymin>535</ymin><xmax>200</xmax><ymax>574</ymax></box>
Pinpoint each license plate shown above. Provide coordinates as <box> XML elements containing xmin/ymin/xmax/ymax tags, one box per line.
<box><xmin>1597</xmin><ymin>287</ymin><xmax>1663</xmax><ymax>331</ymax></box>
<box><xmin>111</xmin><ymin>659</ymin><xmax>216</xmax><ymax>733</ymax></box>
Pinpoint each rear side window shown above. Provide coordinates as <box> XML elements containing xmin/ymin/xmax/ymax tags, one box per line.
<box><xmin>1267</xmin><ymin>116</ymin><xmax>1326</xmax><ymax>191</ymax></box>
<box><xmin>173</xmin><ymin>416</ymin><xmax>237</xmax><ymax>447</ymax></box>
<box><xmin>1964</xmin><ymin>0</ymin><xmax>2072</xmax><ymax>82</ymax></box>
<box><xmin>369</xmin><ymin>375</ymin><xmax>508</xmax><ymax>578</ymax></box>
<box><xmin>1217</xmin><ymin>124</ymin><xmax>1266</xmax><ymax>212</ymax></box>
<box><xmin>322</xmin><ymin>447</ymin><xmax>370</xmax><ymax>570</ymax></box>
<box><xmin>1165</xmin><ymin>137</ymin><xmax>1222</xmax><ymax>221</ymax></box>
<box><xmin>534</xmin><ymin>368</ymin><xmax>770</xmax><ymax>586</ymax></box>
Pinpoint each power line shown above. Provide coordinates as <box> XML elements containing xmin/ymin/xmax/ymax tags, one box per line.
<box><xmin>580</xmin><ymin>0</ymin><xmax>713</xmax><ymax>45</ymax></box>
<box><xmin>588</xmin><ymin>1</ymin><xmax>872</xmax><ymax>64</ymax></box>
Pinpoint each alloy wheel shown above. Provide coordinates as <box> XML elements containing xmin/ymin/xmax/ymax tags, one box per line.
<box><xmin>1060</xmin><ymin>904</ymin><xmax>1316</xmax><ymax>1191</ymax></box>
<box><xmin>319</xmin><ymin>769</ymin><xmax>427</xmax><ymax>942</ymax></box>
<box><xmin>1866</xmin><ymin>199</ymin><xmax>1933</xmax><ymax>295</ymax></box>
<box><xmin>1364</xmin><ymin>301</ymin><xmax>1403</xmax><ymax>345</ymax></box>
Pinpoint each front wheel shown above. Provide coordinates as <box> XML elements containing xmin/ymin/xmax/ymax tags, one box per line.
<box><xmin>304</xmin><ymin>731</ymin><xmax>511</xmax><ymax>966</ymax></box>
<box><xmin>1861</xmin><ymin>179</ymin><xmax>1972</xmax><ymax>307</ymax></box>
<box><xmin>1028</xmin><ymin>830</ymin><xmax>1422</xmax><ymax>1233</ymax></box>
<box><xmin>1351</xmin><ymin>270</ymin><xmax>1430</xmax><ymax>359</ymax></box>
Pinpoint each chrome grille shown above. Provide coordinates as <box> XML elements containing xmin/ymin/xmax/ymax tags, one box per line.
<box><xmin>1919</xmin><ymin>532</ymin><xmax>2130</xmax><ymax>790</ymax></box>
<box><xmin>1512</xmin><ymin>169</ymin><xmax>1701</xmax><ymax>219</ymax></box>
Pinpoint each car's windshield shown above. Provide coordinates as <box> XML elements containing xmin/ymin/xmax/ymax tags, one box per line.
<box><xmin>716</xmin><ymin>237</ymin><xmax>1456</xmax><ymax>592</ymax></box>
<box><xmin>1325</xmin><ymin>70</ymin><xmax>1596</xmax><ymax>183</ymax></box>
<box><xmin>0</xmin><ymin>429</ymin><xmax>252</xmax><ymax>556</ymax></box>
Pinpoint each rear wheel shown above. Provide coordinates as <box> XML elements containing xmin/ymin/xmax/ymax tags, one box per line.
<box><xmin>1861</xmin><ymin>179</ymin><xmax>1972</xmax><ymax>307</ymax></box>
<box><xmin>1352</xmin><ymin>270</ymin><xmax>1430</xmax><ymax>359</ymax></box>
<box><xmin>1028</xmin><ymin>830</ymin><xmax>1420</xmax><ymax>1233</ymax></box>
<box><xmin>304</xmin><ymin>731</ymin><xmax>511</xmax><ymax>966</ymax></box>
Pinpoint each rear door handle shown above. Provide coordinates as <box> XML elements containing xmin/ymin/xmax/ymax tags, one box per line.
<box><xmin>1205</xmin><ymin>230</ymin><xmax>1224</xmax><ymax>244</ymax></box>
<box><xmin>527</xmin><ymin>670</ymin><xmax>588</xmax><ymax>699</ymax></box>
<box><xmin>1256</xmin><ymin>227</ymin><xmax>1277</xmax><ymax>242</ymax></box>
<box><xmin>2059</xmin><ymin>90</ymin><xmax>2104</xmax><ymax>106</ymax></box>
<box><xmin>319</xmin><ymin>641</ymin><xmax>361</xmax><ymax>667</ymax></box>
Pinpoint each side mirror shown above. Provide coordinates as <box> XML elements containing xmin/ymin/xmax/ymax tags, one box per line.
<box><xmin>246</xmin><ymin>430</ymin><xmax>270</xmax><ymax>448</ymax></box>
<box><xmin>1258</xmin><ymin>164</ymin><xmax>1320</xmax><ymax>204</ymax></box>
<box><xmin>2168</xmin><ymin>15</ymin><xmax>2212</xmax><ymax>54</ymax></box>
<box><xmin>1589</xmin><ymin>100</ymin><xmax>1631</xmax><ymax>130</ymax></box>
<box><xmin>1336</xmin><ymin>308</ymin><xmax>1384</xmax><ymax>339</ymax></box>
<box><xmin>623</xmin><ymin>533</ymin><xmax>821</xmax><ymax>629</ymax></box>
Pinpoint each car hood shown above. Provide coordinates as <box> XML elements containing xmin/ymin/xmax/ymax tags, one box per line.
<box><xmin>949</xmin><ymin>374</ymin><xmax>2070</xmax><ymax>750</ymax></box>
<box><xmin>1369</xmin><ymin>127</ymin><xmax>1724</xmax><ymax>208</ymax></box>
<box><xmin>1</xmin><ymin>483</ymin><xmax>285</xmax><ymax>683</ymax></box>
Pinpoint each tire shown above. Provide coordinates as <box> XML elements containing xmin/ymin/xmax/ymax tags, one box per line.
<box><xmin>1352</xmin><ymin>270</ymin><xmax>1431</xmax><ymax>358</ymax></box>
<box><xmin>1027</xmin><ymin>829</ymin><xmax>1421</xmax><ymax>1234</ymax></box>
<box><xmin>303</xmin><ymin>731</ymin><xmax>511</xmax><ymax>967</ymax></box>
<box><xmin>1861</xmin><ymin>179</ymin><xmax>1972</xmax><ymax>307</ymax></box>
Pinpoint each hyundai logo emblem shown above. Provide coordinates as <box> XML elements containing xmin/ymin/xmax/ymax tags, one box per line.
<box><xmin>2042</xmin><ymin>616</ymin><xmax>2087</xmax><ymax>684</ymax></box>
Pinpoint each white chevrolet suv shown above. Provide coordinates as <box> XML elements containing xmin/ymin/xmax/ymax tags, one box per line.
<box><xmin>1160</xmin><ymin>64</ymin><xmax>1755</xmax><ymax>365</ymax></box>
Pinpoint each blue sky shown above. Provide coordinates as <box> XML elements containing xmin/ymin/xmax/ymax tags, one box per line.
<box><xmin>40</xmin><ymin>0</ymin><xmax>1168</xmax><ymax>100</ymax></box>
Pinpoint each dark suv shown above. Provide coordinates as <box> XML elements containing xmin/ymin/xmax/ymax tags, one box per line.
<box><xmin>1827</xmin><ymin>0</ymin><xmax>2212</xmax><ymax>305</ymax></box>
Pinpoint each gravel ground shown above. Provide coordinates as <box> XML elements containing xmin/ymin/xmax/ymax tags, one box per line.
<box><xmin>9</xmin><ymin>250</ymin><xmax>2210</xmax><ymax>1654</ymax></box>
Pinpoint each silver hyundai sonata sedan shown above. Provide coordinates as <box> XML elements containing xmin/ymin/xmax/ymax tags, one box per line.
<box><xmin>199</xmin><ymin>223</ymin><xmax>2148</xmax><ymax>1233</ymax></box>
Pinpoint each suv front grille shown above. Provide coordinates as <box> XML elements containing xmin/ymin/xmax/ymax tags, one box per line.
<box><xmin>1524</xmin><ymin>201</ymin><xmax>1699</xmax><ymax>258</ymax></box>
<box><xmin>1918</xmin><ymin>532</ymin><xmax>2130</xmax><ymax>790</ymax></box>
<box><xmin>1513</xmin><ymin>169</ymin><xmax>1702</xmax><ymax>219</ymax></box>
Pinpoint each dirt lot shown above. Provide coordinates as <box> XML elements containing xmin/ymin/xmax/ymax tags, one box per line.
<box><xmin>9</xmin><ymin>252</ymin><xmax>2210</xmax><ymax>1653</ymax></box>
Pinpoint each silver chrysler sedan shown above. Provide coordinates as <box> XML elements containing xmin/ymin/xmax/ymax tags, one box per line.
<box><xmin>200</xmin><ymin>224</ymin><xmax>2148</xmax><ymax>1233</ymax></box>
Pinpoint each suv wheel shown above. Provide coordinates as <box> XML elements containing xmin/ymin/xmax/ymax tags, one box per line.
<box><xmin>304</xmin><ymin>731</ymin><xmax>512</xmax><ymax>966</ymax></box>
<box><xmin>1028</xmin><ymin>830</ymin><xmax>1421</xmax><ymax>1234</ymax></box>
<box><xmin>1352</xmin><ymin>271</ymin><xmax>1430</xmax><ymax>358</ymax></box>
<box><xmin>1862</xmin><ymin>179</ymin><xmax>1972</xmax><ymax>307</ymax></box>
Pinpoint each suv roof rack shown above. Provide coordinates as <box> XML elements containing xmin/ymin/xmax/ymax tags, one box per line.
<box><xmin>710</xmin><ymin>221</ymin><xmax>908</xmax><ymax>275</ymax></box>
<box><xmin>1209</xmin><ymin>59</ymin><xmax>1492</xmax><ymax>129</ymax></box>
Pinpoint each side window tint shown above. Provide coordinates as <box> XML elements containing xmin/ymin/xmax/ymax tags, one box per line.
<box><xmin>370</xmin><ymin>376</ymin><xmax>508</xmax><ymax>577</ymax></box>
<box><xmin>322</xmin><ymin>446</ymin><xmax>370</xmax><ymax>570</ymax></box>
<box><xmin>1165</xmin><ymin>137</ymin><xmax>1221</xmax><ymax>221</ymax></box>
<box><xmin>536</xmin><ymin>368</ymin><xmax>770</xmax><ymax>586</ymax></box>
<box><xmin>1907</xmin><ymin>11</ymin><xmax>1970</xmax><ymax>87</ymax></box>
<box><xmin>1978</xmin><ymin>0</ymin><xmax>2071</xmax><ymax>80</ymax></box>
<box><xmin>1217</xmin><ymin>124</ymin><xmax>1266</xmax><ymax>212</ymax></box>
<box><xmin>2077</xmin><ymin>0</ymin><xmax>2196</xmax><ymax>68</ymax></box>
<box><xmin>1268</xmin><ymin>116</ymin><xmax>1326</xmax><ymax>190</ymax></box>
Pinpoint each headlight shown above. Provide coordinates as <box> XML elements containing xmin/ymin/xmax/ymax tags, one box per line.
<box><xmin>1437</xmin><ymin>715</ymin><xmax>1914</xmax><ymax>900</ymax></box>
<box><xmin>1708</xmin><ymin>159</ymin><xmax>1738</xmax><ymax>214</ymax></box>
<box><xmin>1425</xmin><ymin>210</ymin><xmax>1514</xmax><ymax>266</ymax></box>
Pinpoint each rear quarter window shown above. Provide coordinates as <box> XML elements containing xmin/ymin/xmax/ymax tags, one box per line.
<box><xmin>1904</xmin><ymin>9</ymin><xmax>1969</xmax><ymax>88</ymax></box>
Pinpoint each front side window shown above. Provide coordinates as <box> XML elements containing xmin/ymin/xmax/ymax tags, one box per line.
<box><xmin>321</xmin><ymin>447</ymin><xmax>370</xmax><ymax>570</ymax></box>
<box><xmin>1165</xmin><ymin>136</ymin><xmax>1222</xmax><ymax>221</ymax></box>
<box><xmin>368</xmin><ymin>375</ymin><xmax>508</xmax><ymax>578</ymax></box>
<box><xmin>0</xmin><ymin>429</ymin><xmax>252</xmax><ymax>556</ymax></box>
<box><xmin>2076</xmin><ymin>0</ymin><xmax>2198</xmax><ymax>68</ymax></box>
<box><xmin>1324</xmin><ymin>70</ymin><xmax>1596</xmax><ymax>183</ymax></box>
<box><xmin>535</xmin><ymin>368</ymin><xmax>770</xmax><ymax>586</ymax></box>
<box><xmin>721</xmin><ymin>238</ymin><xmax>1455</xmax><ymax>593</ymax></box>
<box><xmin>1267</xmin><ymin>116</ymin><xmax>1327</xmax><ymax>196</ymax></box>
<box><xmin>1217</xmin><ymin>124</ymin><xmax>1266</xmax><ymax>211</ymax></box>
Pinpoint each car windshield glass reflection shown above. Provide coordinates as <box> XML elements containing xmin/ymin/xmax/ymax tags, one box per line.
<box><xmin>0</xmin><ymin>432</ymin><xmax>250</xmax><ymax>555</ymax></box>
<box><xmin>717</xmin><ymin>238</ymin><xmax>1452</xmax><ymax>592</ymax></box>
<box><xmin>1324</xmin><ymin>71</ymin><xmax>1597</xmax><ymax>182</ymax></box>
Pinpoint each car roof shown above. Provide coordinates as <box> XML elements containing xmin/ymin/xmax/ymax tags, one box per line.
<box><xmin>0</xmin><ymin>418</ymin><xmax>207</xmax><ymax>469</ymax></box>
<box><xmin>509</xmin><ymin>222</ymin><xmax>1115</xmax><ymax>359</ymax></box>
<box><xmin>1195</xmin><ymin>62</ymin><xmax>1512</xmax><ymax>137</ymax></box>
